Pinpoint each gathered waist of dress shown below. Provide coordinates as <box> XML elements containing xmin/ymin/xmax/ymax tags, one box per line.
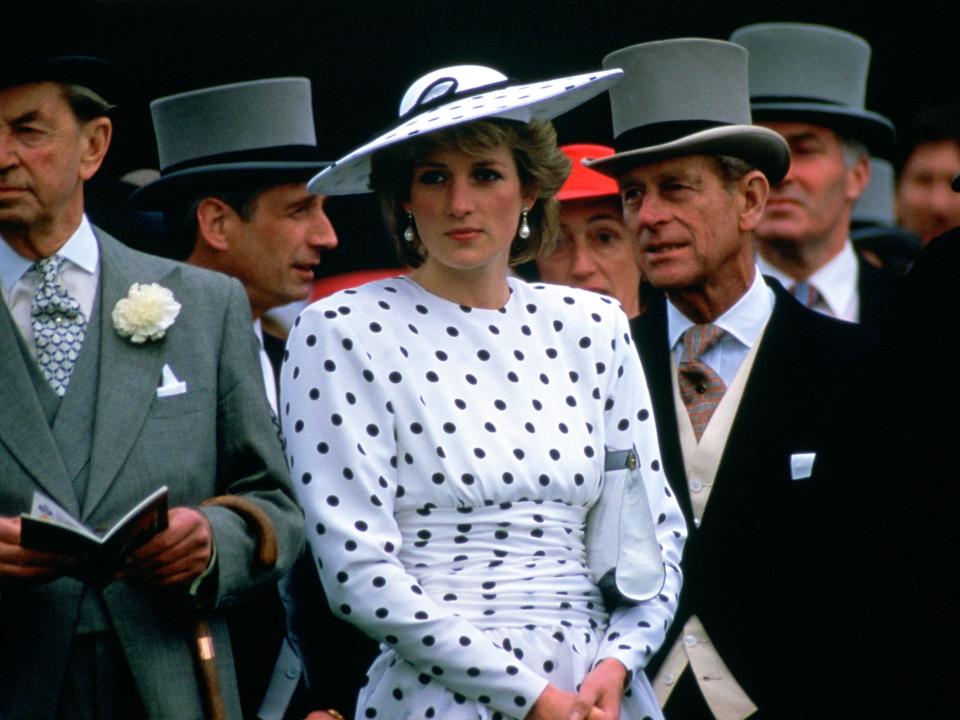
<box><xmin>395</xmin><ymin>499</ymin><xmax>607</xmax><ymax>630</ymax></box>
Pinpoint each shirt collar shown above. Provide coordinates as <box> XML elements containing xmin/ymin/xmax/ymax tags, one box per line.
<box><xmin>0</xmin><ymin>215</ymin><xmax>99</xmax><ymax>293</ymax></box>
<box><xmin>756</xmin><ymin>240</ymin><xmax>857</xmax><ymax>318</ymax></box>
<box><xmin>667</xmin><ymin>267</ymin><xmax>774</xmax><ymax>351</ymax></box>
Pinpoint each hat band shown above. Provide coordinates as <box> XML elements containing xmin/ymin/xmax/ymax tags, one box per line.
<box><xmin>614</xmin><ymin>120</ymin><xmax>730</xmax><ymax>152</ymax></box>
<box><xmin>751</xmin><ymin>95</ymin><xmax>845</xmax><ymax>106</ymax></box>
<box><xmin>400</xmin><ymin>77</ymin><xmax>515</xmax><ymax>119</ymax></box>
<box><xmin>161</xmin><ymin>144</ymin><xmax>325</xmax><ymax>175</ymax></box>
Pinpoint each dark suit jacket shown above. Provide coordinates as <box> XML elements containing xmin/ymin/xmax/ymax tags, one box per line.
<box><xmin>0</xmin><ymin>231</ymin><xmax>303</xmax><ymax>719</ymax></box>
<box><xmin>857</xmin><ymin>251</ymin><xmax>901</xmax><ymax>331</ymax></box>
<box><xmin>635</xmin><ymin>279</ymin><xmax>900</xmax><ymax>718</ymax></box>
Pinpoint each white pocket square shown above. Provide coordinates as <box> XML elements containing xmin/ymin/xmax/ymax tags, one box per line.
<box><xmin>790</xmin><ymin>452</ymin><xmax>816</xmax><ymax>481</ymax></box>
<box><xmin>156</xmin><ymin>363</ymin><xmax>188</xmax><ymax>397</ymax></box>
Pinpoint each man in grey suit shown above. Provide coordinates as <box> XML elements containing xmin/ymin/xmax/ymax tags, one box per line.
<box><xmin>0</xmin><ymin>47</ymin><xmax>304</xmax><ymax>720</ymax></box>
<box><xmin>133</xmin><ymin>78</ymin><xmax>371</xmax><ymax>720</ymax></box>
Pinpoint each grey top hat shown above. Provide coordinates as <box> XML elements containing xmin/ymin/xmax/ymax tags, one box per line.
<box><xmin>132</xmin><ymin>77</ymin><xmax>330</xmax><ymax>209</ymax></box>
<box><xmin>729</xmin><ymin>23</ymin><xmax>896</xmax><ymax>157</ymax></box>
<box><xmin>852</xmin><ymin>158</ymin><xmax>896</xmax><ymax>226</ymax></box>
<box><xmin>585</xmin><ymin>38</ymin><xmax>790</xmax><ymax>184</ymax></box>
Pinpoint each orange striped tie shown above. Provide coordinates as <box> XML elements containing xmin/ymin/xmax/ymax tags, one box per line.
<box><xmin>678</xmin><ymin>324</ymin><xmax>727</xmax><ymax>442</ymax></box>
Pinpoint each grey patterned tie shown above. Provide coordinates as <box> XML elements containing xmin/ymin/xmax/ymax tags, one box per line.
<box><xmin>30</xmin><ymin>255</ymin><xmax>87</xmax><ymax>396</ymax></box>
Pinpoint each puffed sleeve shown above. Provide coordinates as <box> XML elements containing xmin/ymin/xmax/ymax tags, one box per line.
<box><xmin>594</xmin><ymin>307</ymin><xmax>686</xmax><ymax>674</ymax></box>
<box><xmin>280</xmin><ymin>298</ymin><xmax>550</xmax><ymax>718</ymax></box>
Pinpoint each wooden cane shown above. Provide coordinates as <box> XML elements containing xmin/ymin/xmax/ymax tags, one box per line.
<box><xmin>193</xmin><ymin>495</ymin><xmax>279</xmax><ymax>720</ymax></box>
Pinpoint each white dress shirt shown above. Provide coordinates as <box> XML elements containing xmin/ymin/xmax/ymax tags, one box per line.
<box><xmin>0</xmin><ymin>216</ymin><xmax>100</xmax><ymax>357</ymax></box>
<box><xmin>667</xmin><ymin>268</ymin><xmax>775</xmax><ymax>386</ymax></box>
<box><xmin>252</xmin><ymin>319</ymin><xmax>279</xmax><ymax>414</ymax></box>
<box><xmin>756</xmin><ymin>240</ymin><xmax>859</xmax><ymax>322</ymax></box>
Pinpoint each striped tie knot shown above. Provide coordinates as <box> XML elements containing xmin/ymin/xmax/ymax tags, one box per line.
<box><xmin>789</xmin><ymin>280</ymin><xmax>820</xmax><ymax>308</ymax></box>
<box><xmin>678</xmin><ymin>324</ymin><xmax>727</xmax><ymax>442</ymax></box>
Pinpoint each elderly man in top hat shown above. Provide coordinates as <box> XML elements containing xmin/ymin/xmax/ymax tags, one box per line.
<box><xmin>535</xmin><ymin>143</ymin><xmax>646</xmax><ymax>321</ymax></box>
<box><xmin>0</xmin><ymin>35</ymin><xmax>303</xmax><ymax>720</ymax></box>
<box><xmin>587</xmin><ymin>38</ymin><xmax>898</xmax><ymax>719</ymax></box>
<box><xmin>730</xmin><ymin>23</ymin><xmax>901</xmax><ymax>330</ymax></box>
<box><xmin>132</xmin><ymin>78</ymin><xmax>374</xmax><ymax>720</ymax></box>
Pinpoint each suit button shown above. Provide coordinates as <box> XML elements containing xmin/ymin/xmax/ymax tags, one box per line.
<box><xmin>695</xmin><ymin>383</ymin><xmax>706</xmax><ymax>393</ymax></box>
<box><xmin>689</xmin><ymin>479</ymin><xmax>703</xmax><ymax>493</ymax></box>
<box><xmin>284</xmin><ymin>666</ymin><xmax>299</xmax><ymax>679</ymax></box>
<box><xmin>663</xmin><ymin>672</ymin><xmax>675</xmax><ymax>686</ymax></box>
<box><xmin>684</xmin><ymin>634</ymin><xmax>698</xmax><ymax>648</ymax></box>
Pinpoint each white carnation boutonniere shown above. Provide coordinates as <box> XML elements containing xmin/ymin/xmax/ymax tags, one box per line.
<box><xmin>112</xmin><ymin>282</ymin><xmax>181</xmax><ymax>343</ymax></box>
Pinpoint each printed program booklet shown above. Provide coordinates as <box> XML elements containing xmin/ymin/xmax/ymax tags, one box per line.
<box><xmin>20</xmin><ymin>486</ymin><xmax>169</xmax><ymax>586</ymax></box>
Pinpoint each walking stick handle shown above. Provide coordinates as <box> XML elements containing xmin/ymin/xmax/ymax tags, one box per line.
<box><xmin>192</xmin><ymin>495</ymin><xmax>279</xmax><ymax>719</ymax></box>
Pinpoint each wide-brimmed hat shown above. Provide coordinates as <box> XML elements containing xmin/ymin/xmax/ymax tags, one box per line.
<box><xmin>131</xmin><ymin>78</ymin><xmax>330</xmax><ymax>210</ymax></box>
<box><xmin>307</xmin><ymin>64</ymin><xmax>623</xmax><ymax>196</ymax></box>
<box><xmin>557</xmin><ymin>144</ymin><xmax>619</xmax><ymax>202</ymax></box>
<box><xmin>584</xmin><ymin>39</ymin><xmax>790</xmax><ymax>184</ymax></box>
<box><xmin>729</xmin><ymin>23</ymin><xmax>896</xmax><ymax>158</ymax></box>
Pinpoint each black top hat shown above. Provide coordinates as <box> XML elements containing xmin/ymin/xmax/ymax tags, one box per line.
<box><xmin>131</xmin><ymin>78</ymin><xmax>331</xmax><ymax>210</ymax></box>
<box><xmin>729</xmin><ymin>23</ymin><xmax>896</xmax><ymax>158</ymax></box>
<box><xmin>585</xmin><ymin>39</ymin><xmax>790</xmax><ymax>184</ymax></box>
<box><xmin>0</xmin><ymin>2</ymin><xmax>117</xmax><ymax>100</ymax></box>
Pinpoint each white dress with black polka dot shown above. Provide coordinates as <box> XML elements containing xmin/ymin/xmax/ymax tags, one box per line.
<box><xmin>282</xmin><ymin>275</ymin><xmax>685</xmax><ymax>720</ymax></box>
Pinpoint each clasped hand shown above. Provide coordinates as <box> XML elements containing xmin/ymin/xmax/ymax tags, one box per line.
<box><xmin>526</xmin><ymin>658</ymin><xmax>627</xmax><ymax>720</ymax></box>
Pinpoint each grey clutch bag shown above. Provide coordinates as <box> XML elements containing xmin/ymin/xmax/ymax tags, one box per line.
<box><xmin>585</xmin><ymin>446</ymin><xmax>666</xmax><ymax>603</ymax></box>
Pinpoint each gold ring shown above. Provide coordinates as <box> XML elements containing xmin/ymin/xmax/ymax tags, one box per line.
<box><xmin>327</xmin><ymin>710</ymin><xmax>346</xmax><ymax>720</ymax></box>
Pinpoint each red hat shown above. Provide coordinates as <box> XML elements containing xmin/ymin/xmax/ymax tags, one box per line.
<box><xmin>557</xmin><ymin>144</ymin><xmax>619</xmax><ymax>202</ymax></box>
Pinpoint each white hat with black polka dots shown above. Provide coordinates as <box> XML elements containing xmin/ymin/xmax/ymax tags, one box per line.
<box><xmin>307</xmin><ymin>64</ymin><xmax>623</xmax><ymax>196</ymax></box>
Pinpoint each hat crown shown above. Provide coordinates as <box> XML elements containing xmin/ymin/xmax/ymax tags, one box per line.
<box><xmin>558</xmin><ymin>144</ymin><xmax>618</xmax><ymax>201</ymax></box>
<box><xmin>398</xmin><ymin>65</ymin><xmax>509</xmax><ymax>118</ymax></box>
<box><xmin>603</xmin><ymin>39</ymin><xmax>752</xmax><ymax>139</ymax></box>
<box><xmin>150</xmin><ymin>77</ymin><xmax>317</xmax><ymax>171</ymax></box>
<box><xmin>730</xmin><ymin>23</ymin><xmax>871</xmax><ymax>109</ymax></box>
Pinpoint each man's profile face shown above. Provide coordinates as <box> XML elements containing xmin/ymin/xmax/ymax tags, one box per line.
<box><xmin>227</xmin><ymin>183</ymin><xmax>338</xmax><ymax>316</ymax></box>
<box><xmin>536</xmin><ymin>196</ymin><xmax>643</xmax><ymax>317</ymax></box>
<box><xmin>896</xmin><ymin>139</ymin><xmax>960</xmax><ymax>244</ymax></box>
<box><xmin>754</xmin><ymin>121</ymin><xmax>863</xmax><ymax>249</ymax></box>
<box><xmin>0</xmin><ymin>82</ymin><xmax>103</xmax><ymax>243</ymax></box>
<box><xmin>618</xmin><ymin>155</ymin><xmax>746</xmax><ymax>292</ymax></box>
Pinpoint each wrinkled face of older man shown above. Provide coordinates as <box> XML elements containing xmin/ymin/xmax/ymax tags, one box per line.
<box><xmin>0</xmin><ymin>82</ymin><xmax>110</xmax><ymax>252</ymax></box>
<box><xmin>754</xmin><ymin>122</ymin><xmax>868</xmax><ymax>252</ymax></box>
<box><xmin>618</xmin><ymin>155</ymin><xmax>762</xmax><ymax>294</ymax></box>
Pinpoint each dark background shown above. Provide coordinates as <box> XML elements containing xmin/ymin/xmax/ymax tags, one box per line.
<box><xmin>86</xmin><ymin>0</ymin><xmax>959</xmax><ymax>273</ymax></box>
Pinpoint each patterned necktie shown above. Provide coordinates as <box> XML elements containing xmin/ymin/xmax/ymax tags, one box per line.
<box><xmin>677</xmin><ymin>324</ymin><xmax>727</xmax><ymax>442</ymax></box>
<box><xmin>789</xmin><ymin>280</ymin><xmax>820</xmax><ymax>308</ymax></box>
<box><xmin>30</xmin><ymin>255</ymin><xmax>87</xmax><ymax>397</ymax></box>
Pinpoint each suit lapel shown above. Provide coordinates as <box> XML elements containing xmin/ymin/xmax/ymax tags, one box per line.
<box><xmin>0</xmin><ymin>298</ymin><xmax>76</xmax><ymax>512</ymax></box>
<box><xmin>633</xmin><ymin>293</ymin><xmax>694</xmax><ymax>521</ymax></box>
<box><xmin>84</xmin><ymin>233</ymin><xmax>177</xmax><ymax>521</ymax></box>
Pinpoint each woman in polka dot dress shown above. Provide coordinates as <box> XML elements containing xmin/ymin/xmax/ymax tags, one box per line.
<box><xmin>282</xmin><ymin>65</ymin><xmax>686</xmax><ymax>720</ymax></box>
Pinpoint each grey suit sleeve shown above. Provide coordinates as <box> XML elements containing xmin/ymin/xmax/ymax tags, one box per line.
<box><xmin>199</xmin><ymin>278</ymin><xmax>304</xmax><ymax>607</ymax></box>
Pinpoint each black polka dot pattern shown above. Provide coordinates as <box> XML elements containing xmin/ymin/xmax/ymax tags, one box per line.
<box><xmin>280</xmin><ymin>276</ymin><xmax>684</xmax><ymax>719</ymax></box>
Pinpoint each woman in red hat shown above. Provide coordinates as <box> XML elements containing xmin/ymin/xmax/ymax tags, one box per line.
<box><xmin>535</xmin><ymin>144</ymin><xmax>647</xmax><ymax>321</ymax></box>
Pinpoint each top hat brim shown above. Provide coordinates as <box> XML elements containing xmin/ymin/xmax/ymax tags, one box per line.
<box><xmin>585</xmin><ymin>124</ymin><xmax>791</xmax><ymax>186</ymax></box>
<box><xmin>130</xmin><ymin>161</ymin><xmax>332</xmax><ymax>210</ymax></box>
<box><xmin>750</xmin><ymin>102</ymin><xmax>896</xmax><ymax>160</ymax></box>
<box><xmin>0</xmin><ymin>55</ymin><xmax>118</xmax><ymax>99</ymax></box>
<box><xmin>307</xmin><ymin>68</ymin><xmax>623</xmax><ymax>196</ymax></box>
